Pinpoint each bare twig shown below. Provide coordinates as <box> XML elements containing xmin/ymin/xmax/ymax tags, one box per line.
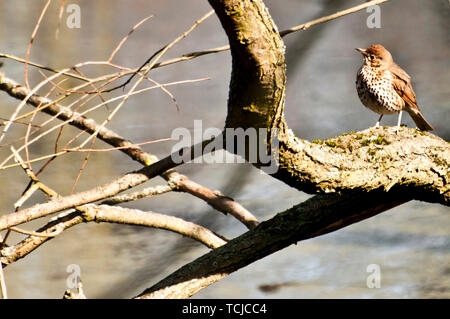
<box><xmin>55</xmin><ymin>0</ymin><xmax>66</xmax><ymax>40</ymax></box>
<box><xmin>100</xmin><ymin>184</ymin><xmax>174</xmax><ymax>205</ymax></box>
<box><xmin>173</xmin><ymin>176</ymin><xmax>259</xmax><ymax>230</ymax></box>
<box><xmin>0</xmin><ymin>76</ymin><xmax>208</xmax><ymax>169</ymax></box>
<box><xmin>0</xmin><ymin>63</ymin><xmax>86</xmax><ymax>143</ymax></box>
<box><xmin>0</xmin><ymin>116</ymin><xmax>41</xmax><ymax>128</ymax></box>
<box><xmin>63</xmin><ymin>138</ymin><xmax>171</xmax><ymax>153</ymax></box>
<box><xmin>104</xmin><ymin>9</ymin><xmax>215</xmax><ymax>92</ymax></box>
<box><xmin>8</xmin><ymin>226</ymin><xmax>61</xmax><ymax>238</ymax></box>
<box><xmin>0</xmin><ymin>53</ymin><xmax>88</xmax><ymax>81</ymax></box>
<box><xmin>0</xmin><ymin>136</ymin><xmax>213</xmax><ymax>231</ymax></box>
<box><xmin>23</xmin><ymin>72</ymin><xmax>65</xmax><ymax>175</ymax></box>
<box><xmin>0</xmin><ymin>74</ymin><xmax>261</xmax><ymax>230</ymax></box>
<box><xmin>70</xmin><ymin>134</ymin><xmax>97</xmax><ymax>194</ymax></box>
<box><xmin>14</xmin><ymin>183</ymin><xmax>41</xmax><ymax>210</ymax></box>
<box><xmin>10</xmin><ymin>146</ymin><xmax>59</xmax><ymax>198</ymax></box>
<box><xmin>25</xmin><ymin>0</ymin><xmax>52</xmax><ymax>90</ymax></box>
<box><xmin>279</xmin><ymin>0</ymin><xmax>392</xmax><ymax>36</ymax></box>
<box><xmin>108</xmin><ymin>15</ymin><xmax>154</xmax><ymax>62</ymax></box>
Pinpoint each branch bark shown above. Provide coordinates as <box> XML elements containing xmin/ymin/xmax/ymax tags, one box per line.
<box><xmin>0</xmin><ymin>0</ymin><xmax>447</xmax><ymax>299</ymax></box>
<box><xmin>209</xmin><ymin>0</ymin><xmax>448</xmax><ymax>204</ymax></box>
<box><xmin>138</xmin><ymin>0</ymin><xmax>448</xmax><ymax>298</ymax></box>
<box><xmin>136</xmin><ymin>190</ymin><xmax>409</xmax><ymax>298</ymax></box>
<box><xmin>1</xmin><ymin>204</ymin><xmax>227</xmax><ymax>267</ymax></box>
<box><xmin>0</xmin><ymin>75</ymin><xmax>258</xmax><ymax>230</ymax></box>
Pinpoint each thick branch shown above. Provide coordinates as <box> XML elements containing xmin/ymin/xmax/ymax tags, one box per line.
<box><xmin>274</xmin><ymin>127</ymin><xmax>449</xmax><ymax>204</ymax></box>
<box><xmin>136</xmin><ymin>190</ymin><xmax>409</xmax><ymax>298</ymax></box>
<box><xmin>139</xmin><ymin>0</ymin><xmax>448</xmax><ymax>298</ymax></box>
<box><xmin>209</xmin><ymin>0</ymin><xmax>448</xmax><ymax>204</ymax></box>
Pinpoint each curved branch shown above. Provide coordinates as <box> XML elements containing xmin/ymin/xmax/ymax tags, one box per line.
<box><xmin>172</xmin><ymin>176</ymin><xmax>259</xmax><ymax>229</ymax></box>
<box><xmin>273</xmin><ymin>127</ymin><xmax>449</xmax><ymax>204</ymax></box>
<box><xmin>1</xmin><ymin>205</ymin><xmax>227</xmax><ymax>267</ymax></box>
<box><xmin>0</xmin><ymin>75</ymin><xmax>258</xmax><ymax>230</ymax></box>
<box><xmin>79</xmin><ymin>205</ymin><xmax>227</xmax><ymax>249</ymax></box>
<box><xmin>209</xmin><ymin>0</ymin><xmax>448</xmax><ymax>204</ymax></box>
<box><xmin>135</xmin><ymin>190</ymin><xmax>409</xmax><ymax>298</ymax></box>
<box><xmin>0</xmin><ymin>153</ymin><xmax>178</xmax><ymax>231</ymax></box>
<box><xmin>138</xmin><ymin>0</ymin><xmax>448</xmax><ymax>298</ymax></box>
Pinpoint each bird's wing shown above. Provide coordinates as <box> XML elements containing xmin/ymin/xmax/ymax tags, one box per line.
<box><xmin>390</xmin><ymin>62</ymin><xmax>411</xmax><ymax>81</ymax></box>
<box><xmin>390</xmin><ymin>63</ymin><xmax>418</xmax><ymax>107</ymax></box>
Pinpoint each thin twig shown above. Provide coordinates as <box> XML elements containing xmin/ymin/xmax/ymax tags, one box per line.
<box><xmin>24</xmin><ymin>73</ymin><xmax>65</xmax><ymax>175</ymax></box>
<box><xmin>0</xmin><ymin>75</ymin><xmax>258</xmax><ymax>231</ymax></box>
<box><xmin>101</xmin><ymin>184</ymin><xmax>174</xmax><ymax>205</ymax></box>
<box><xmin>174</xmin><ymin>177</ymin><xmax>259</xmax><ymax>230</ymax></box>
<box><xmin>25</xmin><ymin>0</ymin><xmax>52</xmax><ymax>90</ymax></box>
<box><xmin>63</xmin><ymin>138</ymin><xmax>171</xmax><ymax>153</ymax></box>
<box><xmin>104</xmin><ymin>9</ymin><xmax>215</xmax><ymax>93</ymax></box>
<box><xmin>10</xmin><ymin>146</ymin><xmax>59</xmax><ymax>198</ymax></box>
<box><xmin>108</xmin><ymin>15</ymin><xmax>154</xmax><ymax>62</ymax></box>
<box><xmin>55</xmin><ymin>0</ymin><xmax>66</xmax><ymax>40</ymax></box>
<box><xmin>0</xmin><ymin>52</ymin><xmax>95</xmax><ymax>82</ymax></box>
<box><xmin>0</xmin><ymin>64</ymin><xmax>81</xmax><ymax>143</ymax></box>
<box><xmin>14</xmin><ymin>183</ymin><xmax>41</xmax><ymax>210</ymax></box>
<box><xmin>279</xmin><ymin>0</ymin><xmax>392</xmax><ymax>36</ymax></box>
<box><xmin>0</xmin><ymin>116</ymin><xmax>41</xmax><ymax>128</ymax></box>
<box><xmin>9</xmin><ymin>226</ymin><xmax>61</xmax><ymax>238</ymax></box>
<box><xmin>0</xmin><ymin>77</ymin><xmax>209</xmax><ymax>169</ymax></box>
<box><xmin>70</xmin><ymin>134</ymin><xmax>97</xmax><ymax>194</ymax></box>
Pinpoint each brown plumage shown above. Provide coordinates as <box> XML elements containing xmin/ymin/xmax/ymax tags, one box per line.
<box><xmin>355</xmin><ymin>44</ymin><xmax>433</xmax><ymax>131</ymax></box>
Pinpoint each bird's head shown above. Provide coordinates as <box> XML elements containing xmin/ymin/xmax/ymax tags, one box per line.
<box><xmin>356</xmin><ymin>44</ymin><xmax>393</xmax><ymax>69</ymax></box>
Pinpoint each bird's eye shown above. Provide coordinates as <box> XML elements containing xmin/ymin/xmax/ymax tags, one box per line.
<box><xmin>369</xmin><ymin>54</ymin><xmax>375</xmax><ymax>60</ymax></box>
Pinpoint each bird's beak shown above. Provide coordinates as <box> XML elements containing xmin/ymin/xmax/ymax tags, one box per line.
<box><xmin>355</xmin><ymin>48</ymin><xmax>366</xmax><ymax>55</ymax></box>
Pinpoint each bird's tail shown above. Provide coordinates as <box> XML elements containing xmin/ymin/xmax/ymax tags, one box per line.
<box><xmin>406</xmin><ymin>106</ymin><xmax>434</xmax><ymax>131</ymax></box>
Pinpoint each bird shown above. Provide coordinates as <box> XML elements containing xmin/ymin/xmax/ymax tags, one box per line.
<box><xmin>355</xmin><ymin>44</ymin><xmax>433</xmax><ymax>131</ymax></box>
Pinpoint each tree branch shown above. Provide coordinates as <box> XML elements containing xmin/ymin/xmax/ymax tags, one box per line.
<box><xmin>0</xmin><ymin>0</ymin><xmax>447</xmax><ymax>299</ymax></box>
<box><xmin>1</xmin><ymin>204</ymin><xmax>227</xmax><ymax>267</ymax></box>
<box><xmin>135</xmin><ymin>190</ymin><xmax>409</xmax><ymax>298</ymax></box>
<box><xmin>208</xmin><ymin>0</ymin><xmax>448</xmax><ymax>204</ymax></box>
<box><xmin>0</xmin><ymin>153</ymin><xmax>177</xmax><ymax>231</ymax></box>
<box><xmin>138</xmin><ymin>0</ymin><xmax>448</xmax><ymax>298</ymax></box>
<box><xmin>0</xmin><ymin>75</ymin><xmax>258</xmax><ymax>230</ymax></box>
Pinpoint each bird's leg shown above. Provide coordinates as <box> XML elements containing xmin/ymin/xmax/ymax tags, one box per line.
<box><xmin>375</xmin><ymin>114</ymin><xmax>383</xmax><ymax>128</ymax></box>
<box><xmin>396</xmin><ymin>110</ymin><xmax>403</xmax><ymax>133</ymax></box>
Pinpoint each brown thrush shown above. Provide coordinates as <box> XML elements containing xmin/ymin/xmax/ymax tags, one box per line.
<box><xmin>355</xmin><ymin>44</ymin><xmax>433</xmax><ymax>131</ymax></box>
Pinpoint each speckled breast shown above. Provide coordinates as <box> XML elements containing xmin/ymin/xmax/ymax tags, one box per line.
<box><xmin>356</xmin><ymin>66</ymin><xmax>404</xmax><ymax>115</ymax></box>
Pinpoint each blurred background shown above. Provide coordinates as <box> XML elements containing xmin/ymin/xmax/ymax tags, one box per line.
<box><xmin>0</xmin><ymin>0</ymin><xmax>448</xmax><ymax>298</ymax></box>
